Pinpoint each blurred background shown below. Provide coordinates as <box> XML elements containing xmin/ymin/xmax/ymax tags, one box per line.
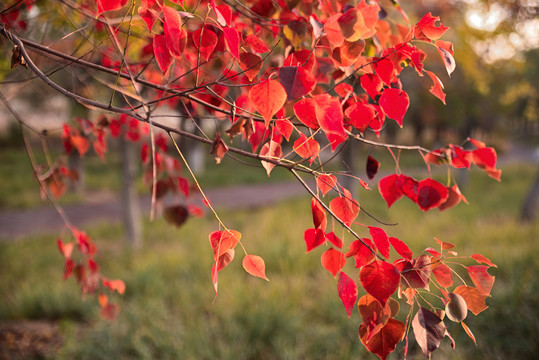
<box><xmin>0</xmin><ymin>0</ymin><xmax>538</xmax><ymax>359</ymax></box>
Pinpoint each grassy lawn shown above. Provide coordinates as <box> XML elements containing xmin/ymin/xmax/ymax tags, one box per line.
<box><xmin>0</xmin><ymin>160</ymin><xmax>538</xmax><ymax>359</ymax></box>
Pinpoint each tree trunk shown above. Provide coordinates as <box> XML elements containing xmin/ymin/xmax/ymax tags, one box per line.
<box><xmin>120</xmin><ymin>135</ymin><xmax>142</xmax><ymax>248</ymax></box>
<box><xmin>520</xmin><ymin>166</ymin><xmax>539</xmax><ymax>222</ymax></box>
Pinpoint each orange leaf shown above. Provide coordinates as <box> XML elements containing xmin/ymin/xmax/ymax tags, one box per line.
<box><xmin>260</xmin><ymin>140</ymin><xmax>282</xmax><ymax>177</ymax></box>
<box><xmin>242</xmin><ymin>254</ymin><xmax>269</xmax><ymax>281</ymax></box>
<box><xmin>320</xmin><ymin>248</ymin><xmax>346</xmax><ymax>277</ymax></box>
<box><xmin>359</xmin><ymin>318</ymin><xmax>405</xmax><ymax>360</ymax></box>
<box><xmin>249</xmin><ymin>80</ymin><xmax>287</xmax><ymax>128</ymax></box>
<box><xmin>454</xmin><ymin>285</ymin><xmax>489</xmax><ymax>315</ymax></box>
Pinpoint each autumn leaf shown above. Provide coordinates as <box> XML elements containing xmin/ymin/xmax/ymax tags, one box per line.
<box><xmin>369</xmin><ymin>226</ymin><xmax>389</xmax><ymax>259</ymax></box>
<box><xmin>366</xmin><ymin>156</ymin><xmax>379</xmax><ymax>180</ymax></box>
<box><xmin>359</xmin><ymin>260</ymin><xmax>400</xmax><ymax>305</ymax></box>
<box><xmin>242</xmin><ymin>254</ymin><xmax>269</xmax><ymax>281</ymax></box>
<box><xmin>329</xmin><ymin>188</ymin><xmax>359</xmax><ymax>227</ymax></box>
<box><xmin>412</xmin><ymin>307</ymin><xmax>446</xmax><ymax>358</ymax></box>
<box><xmin>454</xmin><ymin>285</ymin><xmax>489</xmax><ymax>315</ymax></box>
<box><xmin>96</xmin><ymin>0</ymin><xmax>127</xmax><ymax>16</ymax></box>
<box><xmin>259</xmin><ymin>140</ymin><xmax>282</xmax><ymax>177</ymax></box>
<box><xmin>239</xmin><ymin>52</ymin><xmax>263</xmax><ymax>81</ymax></box>
<box><xmin>278</xmin><ymin>66</ymin><xmax>316</xmax><ymax>100</ymax></box>
<box><xmin>249</xmin><ymin>80</ymin><xmax>287</xmax><ymax>128</ymax></box>
<box><xmin>467</xmin><ymin>265</ymin><xmax>495</xmax><ymax>296</ymax></box>
<box><xmin>359</xmin><ymin>318</ymin><xmax>405</xmax><ymax>360</ymax></box>
<box><xmin>304</xmin><ymin>228</ymin><xmax>325</xmax><ymax>252</ymax></box>
<box><xmin>337</xmin><ymin>271</ymin><xmax>357</xmax><ymax>318</ymax></box>
<box><xmin>210</xmin><ymin>132</ymin><xmax>228</xmax><ymax>164</ymax></box>
<box><xmin>222</xmin><ymin>27</ymin><xmax>240</xmax><ymax>60</ymax></box>
<box><xmin>316</xmin><ymin>173</ymin><xmax>337</xmax><ymax>196</ymax></box>
<box><xmin>321</xmin><ymin>248</ymin><xmax>346</xmax><ymax>277</ymax></box>
<box><xmin>379</xmin><ymin>88</ymin><xmax>409</xmax><ymax>127</ymax></box>
<box><xmin>164</xmin><ymin>205</ymin><xmax>189</xmax><ymax>227</ymax></box>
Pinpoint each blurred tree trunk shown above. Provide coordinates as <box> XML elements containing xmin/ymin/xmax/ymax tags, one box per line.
<box><xmin>341</xmin><ymin>141</ymin><xmax>358</xmax><ymax>196</ymax></box>
<box><xmin>520</xmin><ymin>167</ymin><xmax>539</xmax><ymax>222</ymax></box>
<box><xmin>120</xmin><ymin>134</ymin><xmax>142</xmax><ymax>248</ymax></box>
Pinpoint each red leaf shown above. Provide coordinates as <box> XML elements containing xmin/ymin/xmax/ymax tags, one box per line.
<box><xmin>471</xmin><ymin>254</ymin><xmax>497</xmax><ymax>268</ymax></box>
<box><xmin>103</xmin><ymin>279</ymin><xmax>126</xmax><ymax>295</ymax></box>
<box><xmin>359</xmin><ymin>318</ymin><xmax>405</xmax><ymax>360</ymax></box>
<box><xmin>275</xmin><ymin>119</ymin><xmax>293</xmax><ymax>141</ymax></box>
<box><xmin>294</xmin><ymin>98</ymin><xmax>319</xmax><ymax>130</ymax></box>
<box><xmin>369</xmin><ymin>226</ymin><xmax>390</xmax><ymax>259</ymax></box>
<box><xmin>379</xmin><ymin>88</ymin><xmax>409</xmax><ymax>127</ymax></box>
<box><xmin>294</xmin><ymin>133</ymin><xmax>320</xmax><ymax>164</ymax></box>
<box><xmin>425</xmin><ymin>70</ymin><xmax>446</xmax><ymax>104</ymax></box>
<box><xmin>435</xmin><ymin>237</ymin><xmax>455</xmax><ymax>250</ymax></box>
<box><xmin>321</xmin><ymin>248</ymin><xmax>346</xmax><ymax>277</ymax></box>
<box><xmin>345</xmin><ymin>102</ymin><xmax>376</xmax><ymax>133</ymax></box>
<box><xmin>63</xmin><ymin>259</ymin><xmax>74</xmax><ymax>279</ymax></box>
<box><xmin>432</xmin><ymin>262</ymin><xmax>453</xmax><ymax>288</ymax></box>
<box><xmin>414</xmin><ymin>13</ymin><xmax>449</xmax><ymax>41</ymax></box>
<box><xmin>361</xmin><ymin>73</ymin><xmax>383</xmax><ymax>100</ymax></box>
<box><xmin>259</xmin><ymin>140</ymin><xmax>282</xmax><ymax>177</ymax></box>
<box><xmin>304</xmin><ymin>228</ymin><xmax>325</xmax><ymax>253</ymax></box>
<box><xmin>223</xmin><ymin>27</ymin><xmax>240</xmax><ymax>60</ymax></box>
<box><xmin>213</xmin><ymin>4</ymin><xmax>232</xmax><ymax>27</ymax></box>
<box><xmin>163</xmin><ymin>205</ymin><xmax>189</xmax><ymax>227</ymax></box>
<box><xmin>96</xmin><ymin>0</ymin><xmax>127</xmax><ymax>16</ymax></box>
<box><xmin>209</xmin><ymin>229</ymin><xmax>241</xmax><ymax>259</ymax></box>
<box><xmin>461</xmin><ymin>321</ymin><xmax>477</xmax><ymax>345</ymax></box>
<box><xmin>412</xmin><ymin>307</ymin><xmax>446</xmax><ymax>358</ymax></box>
<box><xmin>435</xmin><ymin>40</ymin><xmax>456</xmax><ymax>77</ymax></box>
<box><xmin>313</xmin><ymin>94</ymin><xmax>347</xmax><ymax>150</ymax></box>
<box><xmin>388</xmin><ymin>237</ymin><xmax>413</xmax><ymax>260</ymax></box>
<box><xmin>454</xmin><ymin>285</ymin><xmax>489</xmax><ymax>315</ymax></box>
<box><xmin>192</xmin><ymin>27</ymin><xmax>218</xmax><ymax>61</ymax></box>
<box><xmin>467</xmin><ymin>265</ymin><xmax>495</xmax><ymax>296</ymax></box>
<box><xmin>242</xmin><ymin>254</ymin><xmax>269</xmax><ymax>281</ymax></box>
<box><xmin>311</xmin><ymin>197</ymin><xmax>327</xmax><ymax>232</ymax></box>
<box><xmin>57</xmin><ymin>238</ymin><xmax>74</xmax><ymax>259</ymax></box>
<box><xmin>249</xmin><ymin>80</ymin><xmax>287</xmax><ymax>128</ymax></box>
<box><xmin>439</xmin><ymin>184</ymin><xmax>467</xmax><ymax>211</ymax></box>
<box><xmin>153</xmin><ymin>35</ymin><xmax>172</xmax><ymax>73</ymax></box>
<box><xmin>417</xmin><ymin>178</ymin><xmax>449</xmax><ymax>211</ymax></box>
<box><xmin>210</xmin><ymin>132</ymin><xmax>228</xmax><ymax>164</ymax></box>
<box><xmin>278</xmin><ymin>66</ymin><xmax>316</xmax><ymax>100</ymax></box>
<box><xmin>346</xmin><ymin>239</ymin><xmax>376</xmax><ymax>268</ymax></box>
<box><xmin>395</xmin><ymin>256</ymin><xmax>431</xmax><ymax>290</ymax></box>
<box><xmin>366</xmin><ymin>156</ymin><xmax>380</xmax><ymax>180</ymax></box>
<box><xmin>326</xmin><ymin>232</ymin><xmax>343</xmax><ymax>249</ymax></box>
<box><xmin>329</xmin><ymin>188</ymin><xmax>360</xmax><ymax>227</ymax></box>
<box><xmin>243</xmin><ymin>34</ymin><xmax>270</xmax><ymax>53</ymax></box>
<box><xmin>337</xmin><ymin>272</ymin><xmax>357</xmax><ymax>318</ymax></box>
<box><xmin>239</xmin><ymin>52</ymin><xmax>263</xmax><ymax>81</ymax></box>
<box><xmin>359</xmin><ymin>260</ymin><xmax>400</xmax><ymax>305</ymax></box>
<box><xmin>163</xmin><ymin>6</ymin><xmax>187</xmax><ymax>58</ymax></box>
<box><xmin>374</xmin><ymin>58</ymin><xmax>395</xmax><ymax>86</ymax></box>
<box><xmin>316</xmin><ymin>174</ymin><xmax>337</xmax><ymax>196</ymax></box>
<box><xmin>378</xmin><ymin>174</ymin><xmax>403</xmax><ymax>208</ymax></box>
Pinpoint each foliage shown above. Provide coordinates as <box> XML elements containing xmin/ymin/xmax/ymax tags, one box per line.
<box><xmin>0</xmin><ymin>0</ymin><xmax>509</xmax><ymax>358</ymax></box>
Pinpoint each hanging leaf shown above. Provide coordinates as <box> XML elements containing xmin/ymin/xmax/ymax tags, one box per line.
<box><xmin>249</xmin><ymin>80</ymin><xmax>287</xmax><ymax>128</ymax></box>
<box><xmin>369</xmin><ymin>226</ymin><xmax>390</xmax><ymax>259</ymax></box>
<box><xmin>378</xmin><ymin>174</ymin><xmax>404</xmax><ymax>208</ymax></box>
<box><xmin>210</xmin><ymin>132</ymin><xmax>228</xmax><ymax>164</ymax></box>
<box><xmin>337</xmin><ymin>272</ymin><xmax>357</xmax><ymax>318</ymax></box>
<box><xmin>346</xmin><ymin>239</ymin><xmax>376</xmax><ymax>268</ymax></box>
<box><xmin>162</xmin><ymin>6</ymin><xmax>187</xmax><ymax>58</ymax></box>
<box><xmin>417</xmin><ymin>178</ymin><xmax>449</xmax><ymax>211</ymax></box>
<box><xmin>152</xmin><ymin>36</ymin><xmax>171</xmax><ymax>73</ymax></box>
<box><xmin>304</xmin><ymin>228</ymin><xmax>326</xmax><ymax>253</ymax></box>
<box><xmin>412</xmin><ymin>307</ymin><xmax>446</xmax><ymax>358</ymax></box>
<box><xmin>425</xmin><ymin>70</ymin><xmax>446</xmax><ymax>104</ymax></box>
<box><xmin>239</xmin><ymin>52</ymin><xmax>263</xmax><ymax>81</ymax></box>
<box><xmin>311</xmin><ymin>197</ymin><xmax>327</xmax><ymax>231</ymax></box>
<box><xmin>192</xmin><ymin>27</ymin><xmax>218</xmax><ymax>61</ymax></box>
<box><xmin>96</xmin><ymin>0</ymin><xmax>128</xmax><ymax>16</ymax></box>
<box><xmin>164</xmin><ymin>205</ymin><xmax>189</xmax><ymax>227</ymax></box>
<box><xmin>359</xmin><ymin>318</ymin><xmax>405</xmax><ymax>360</ymax></box>
<box><xmin>414</xmin><ymin>13</ymin><xmax>450</xmax><ymax>41</ymax></box>
<box><xmin>242</xmin><ymin>254</ymin><xmax>269</xmax><ymax>281</ymax></box>
<box><xmin>461</xmin><ymin>321</ymin><xmax>477</xmax><ymax>344</ymax></box>
<box><xmin>326</xmin><ymin>232</ymin><xmax>343</xmax><ymax>249</ymax></box>
<box><xmin>431</xmin><ymin>261</ymin><xmax>453</xmax><ymax>288</ymax></box>
<box><xmin>359</xmin><ymin>260</ymin><xmax>400</xmax><ymax>305</ymax></box>
<box><xmin>366</xmin><ymin>156</ymin><xmax>379</xmax><ymax>180</ymax></box>
<box><xmin>321</xmin><ymin>248</ymin><xmax>346</xmax><ymax>277</ymax></box>
<box><xmin>435</xmin><ymin>40</ymin><xmax>456</xmax><ymax>77</ymax></box>
<box><xmin>243</xmin><ymin>34</ymin><xmax>270</xmax><ymax>53</ymax></box>
<box><xmin>471</xmin><ymin>254</ymin><xmax>497</xmax><ymax>268</ymax></box>
<box><xmin>467</xmin><ymin>265</ymin><xmax>495</xmax><ymax>296</ymax></box>
<box><xmin>316</xmin><ymin>174</ymin><xmax>338</xmax><ymax>196</ymax></box>
<box><xmin>329</xmin><ymin>188</ymin><xmax>359</xmax><ymax>227</ymax></box>
<box><xmin>223</xmin><ymin>27</ymin><xmax>240</xmax><ymax>60</ymax></box>
<box><xmin>379</xmin><ymin>88</ymin><xmax>409</xmax><ymax>127</ymax></box>
<box><xmin>313</xmin><ymin>94</ymin><xmax>347</xmax><ymax>150</ymax></box>
<box><xmin>278</xmin><ymin>66</ymin><xmax>316</xmax><ymax>100</ymax></box>
<box><xmin>454</xmin><ymin>285</ymin><xmax>489</xmax><ymax>315</ymax></box>
<box><xmin>388</xmin><ymin>237</ymin><xmax>413</xmax><ymax>260</ymax></box>
<box><xmin>294</xmin><ymin>134</ymin><xmax>320</xmax><ymax>164</ymax></box>
<box><xmin>259</xmin><ymin>140</ymin><xmax>282</xmax><ymax>177</ymax></box>
<box><xmin>294</xmin><ymin>98</ymin><xmax>320</xmax><ymax>130</ymax></box>
<box><xmin>361</xmin><ymin>73</ymin><xmax>383</xmax><ymax>100</ymax></box>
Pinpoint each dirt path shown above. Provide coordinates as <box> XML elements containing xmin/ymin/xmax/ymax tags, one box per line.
<box><xmin>0</xmin><ymin>181</ymin><xmax>313</xmax><ymax>240</ymax></box>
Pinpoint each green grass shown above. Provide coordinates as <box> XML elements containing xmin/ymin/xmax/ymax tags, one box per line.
<box><xmin>0</xmin><ymin>164</ymin><xmax>538</xmax><ymax>359</ymax></box>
